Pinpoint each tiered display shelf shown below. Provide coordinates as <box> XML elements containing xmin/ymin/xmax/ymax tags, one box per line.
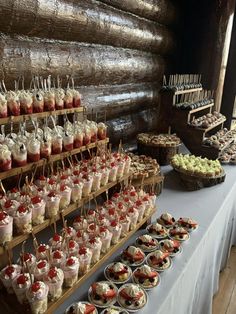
<box><xmin>0</xmin><ymin>138</ymin><xmax>109</xmax><ymax>180</ymax></box>
<box><xmin>0</xmin><ymin>107</ymin><xmax>84</xmax><ymax>125</ymax></box>
<box><xmin>159</xmin><ymin>87</ymin><xmax>228</xmax><ymax>159</ymax></box>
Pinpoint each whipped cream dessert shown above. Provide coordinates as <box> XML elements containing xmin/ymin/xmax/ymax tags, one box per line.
<box><xmin>90</xmin><ymin>281</ymin><xmax>117</xmax><ymax>307</ymax></box>
<box><xmin>44</xmin><ymin>267</ymin><xmax>64</xmax><ymax>301</ymax></box>
<box><xmin>26</xmin><ymin>281</ymin><xmax>49</xmax><ymax>314</ymax></box>
<box><xmin>62</xmin><ymin>256</ymin><xmax>79</xmax><ymax>287</ymax></box>
<box><xmin>0</xmin><ymin>264</ymin><xmax>22</xmax><ymax>294</ymax></box>
<box><xmin>118</xmin><ymin>283</ymin><xmax>146</xmax><ymax>310</ymax></box>
<box><xmin>133</xmin><ymin>265</ymin><xmax>159</xmax><ymax>289</ymax></box>
<box><xmin>13</xmin><ymin>273</ymin><xmax>33</xmax><ymax>304</ymax></box>
<box><xmin>0</xmin><ymin>211</ymin><xmax>13</xmax><ymax>244</ymax></box>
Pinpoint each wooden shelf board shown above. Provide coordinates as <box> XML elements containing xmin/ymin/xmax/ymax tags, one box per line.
<box><xmin>0</xmin><ymin>172</ymin><xmax>129</xmax><ymax>255</ymax></box>
<box><xmin>188</xmin><ymin>118</ymin><xmax>226</xmax><ymax>134</ymax></box>
<box><xmin>46</xmin><ymin>208</ymin><xmax>156</xmax><ymax>314</ymax></box>
<box><xmin>188</xmin><ymin>102</ymin><xmax>214</xmax><ymax>115</ymax></box>
<box><xmin>0</xmin><ymin>107</ymin><xmax>84</xmax><ymax>125</ymax></box>
<box><xmin>0</xmin><ymin>138</ymin><xmax>109</xmax><ymax>180</ymax></box>
<box><xmin>174</xmin><ymin>87</ymin><xmax>202</xmax><ymax>95</ymax></box>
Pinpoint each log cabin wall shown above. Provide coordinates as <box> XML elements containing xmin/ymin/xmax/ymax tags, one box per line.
<box><xmin>0</xmin><ymin>0</ymin><xmax>178</xmax><ymax>145</ymax></box>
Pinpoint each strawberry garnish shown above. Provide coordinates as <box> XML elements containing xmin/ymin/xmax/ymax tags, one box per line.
<box><xmin>11</xmin><ymin>187</ymin><xmax>19</xmax><ymax>193</ymax></box>
<box><xmin>53</xmin><ymin>251</ymin><xmax>62</xmax><ymax>259</ymax></box>
<box><xmin>48</xmin><ymin>178</ymin><xmax>56</xmax><ymax>185</ymax></box>
<box><xmin>69</xmin><ymin>240</ymin><xmax>76</xmax><ymax>249</ymax></box>
<box><xmin>73</xmin><ymin>179</ymin><xmax>80</xmax><ymax>184</ymax></box>
<box><xmin>99</xmin><ymin>226</ymin><xmax>107</xmax><ymax>233</ymax></box>
<box><xmin>4</xmin><ymin>200</ymin><xmax>13</xmax><ymax>208</ymax></box>
<box><xmin>48</xmin><ymin>191</ymin><xmax>56</xmax><ymax>198</ymax></box>
<box><xmin>31</xmin><ymin>282</ymin><xmax>41</xmax><ymax>292</ymax></box>
<box><xmin>37</xmin><ymin>261</ymin><xmax>46</xmax><ymax>269</ymax></box>
<box><xmin>60</xmin><ymin>185</ymin><xmax>66</xmax><ymax>191</ymax></box>
<box><xmin>73</xmin><ymin>170</ymin><xmax>80</xmax><ymax>176</ymax></box>
<box><xmin>17</xmin><ymin>205</ymin><xmax>27</xmax><ymax>214</ymax></box>
<box><xmin>108</xmin><ymin>208</ymin><xmax>115</xmax><ymax>216</ymax></box>
<box><xmin>110</xmin><ymin>162</ymin><xmax>116</xmax><ymax>167</ymax></box>
<box><xmin>134</xmin><ymin>269</ymin><xmax>157</xmax><ymax>279</ymax></box>
<box><xmin>120</xmin><ymin>289</ymin><xmax>143</xmax><ymax>301</ymax></box>
<box><xmin>79</xmin><ymin>247</ymin><xmax>87</xmax><ymax>255</ymax></box>
<box><xmin>39</xmin><ymin>175</ymin><xmax>46</xmax><ymax>181</ymax></box>
<box><xmin>48</xmin><ymin>267</ymin><xmax>57</xmax><ymax>279</ymax></box>
<box><xmin>136</xmin><ymin>200</ymin><xmax>142</xmax><ymax>206</ymax></box>
<box><xmin>0</xmin><ymin>211</ymin><xmax>7</xmax><ymax>221</ymax></box>
<box><xmin>53</xmin><ymin>234</ymin><xmax>61</xmax><ymax>242</ymax></box>
<box><xmin>110</xmin><ymin>220</ymin><xmax>117</xmax><ymax>227</ymax></box>
<box><xmin>130</xmin><ymin>191</ymin><xmax>136</xmax><ymax>197</ymax></box>
<box><xmin>17</xmin><ymin>274</ymin><xmax>27</xmax><ymax>285</ymax></box>
<box><xmin>143</xmin><ymin>196</ymin><xmax>149</xmax><ymax>202</ymax></box>
<box><xmin>60</xmin><ymin>175</ymin><xmax>68</xmax><ymax>180</ymax></box>
<box><xmin>31</xmin><ymin>196</ymin><xmax>41</xmax><ymax>204</ymax></box>
<box><xmin>66</xmin><ymin>258</ymin><xmax>75</xmax><ymax>266</ymax></box>
<box><xmin>5</xmin><ymin>266</ymin><xmax>15</xmax><ymax>277</ymax></box>
<box><xmin>38</xmin><ymin>244</ymin><xmax>46</xmax><ymax>253</ymax></box>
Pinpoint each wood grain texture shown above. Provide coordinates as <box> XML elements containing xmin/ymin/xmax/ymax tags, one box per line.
<box><xmin>99</xmin><ymin>0</ymin><xmax>178</xmax><ymax>25</ymax></box>
<box><xmin>81</xmin><ymin>82</ymin><xmax>160</xmax><ymax>119</ymax></box>
<box><xmin>0</xmin><ymin>0</ymin><xmax>175</xmax><ymax>54</ymax></box>
<box><xmin>106</xmin><ymin>108</ymin><xmax>159</xmax><ymax>144</ymax></box>
<box><xmin>0</xmin><ymin>34</ymin><xmax>165</xmax><ymax>89</ymax></box>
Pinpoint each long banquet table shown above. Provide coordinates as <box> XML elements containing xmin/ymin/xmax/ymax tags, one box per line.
<box><xmin>56</xmin><ymin>162</ymin><xmax>236</xmax><ymax>314</ymax></box>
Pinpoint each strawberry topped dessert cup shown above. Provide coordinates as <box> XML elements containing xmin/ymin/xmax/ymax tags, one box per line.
<box><xmin>13</xmin><ymin>273</ymin><xmax>33</xmax><ymax>304</ymax></box>
<box><xmin>0</xmin><ymin>264</ymin><xmax>22</xmax><ymax>294</ymax></box>
<box><xmin>44</xmin><ymin>266</ymin><xmax>64</xmax><ymax>301</ymax></box>
<box><xmin>13</xmin><ymin>204</ymin><xmax>32</xmax><ymax>234</ymax></box>
<box><xmin>62</xmin><ymin>256</ymin><xmax>80</xmax><ymax>287</ymax></box>
<box><xmin>59</xmin><ymin>184</ymin><xmax>72</xmax><ymax>210</ymax></box>
<box><xmin>0</xmin><ymin>144</ymin><xmax>12</xmax><ymax>171</ymax></box>
<box><xmin>88</xmin><ymin>237</ymin><xmax>102</xmax><ymax>264</ymax></box>
<box><xmin>26</xmin><ymin>281</ymin><xmax>49</xmax><ymax>314</ymax></box>
<box><xmin>34</xmin><ymin>259</ymin><xmax>50</xmax><ymax>281</ymax></box>
<box><xmin>45</xmin><ymin>191</ymin><xmax>61</xmax><ymax>218</ymax></box>
<box><xmin>30</xmin><ymin>196</ymin><xmax>46</xmax><ymax>226</ymax></box>
<box><xmin>0</xmin><ymin>211</ymin><xmax>13</xmax><ymax>244</ymax></box>
<box><xmin>78</xmin><ymin>246</ymin><xmax>92</xmax><ymax>275</ymax></box>
<box><xmin>89</xmin><ymin>281</ymin><xmax>117</xmax><ymax>308</ymax></box>
<box><xmin>71</xmin><ymin>179</ymin><xmax>83</xmax><ymax>203</ymax></box>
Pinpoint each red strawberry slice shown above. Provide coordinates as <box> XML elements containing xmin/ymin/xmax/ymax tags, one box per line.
<box><xmin>136</xmin><ymin>200</ymin><xmax>142</xmax><ymax>207</ymax></box>
<box><xmin>38</xmin><ymin>244</ymin><xmax>46</xmax><ymax>253</ymax></box>
<box><xmin>99</xmin><ymin>226</ymin><xmax>107</xmax><ymax>233</ymax></box>
<box><xmin>76</xmin><ymin>230</ymin><xmax>82</xmax><ymax>238</ymax></box>
<box><xmin>31</xmin><ymin>196</ymin><xmax>41</xmax><ymax>204</ymax></box>
<box><xmin>69</xmin><ymin>240</ymin><xmax>76</xmax><ymax>249</ymax></box>
<box><xmin>53</xmin><ymin>251</ymin><xmax>62</xmax><ymax>259</ymax></box>
<box><xmin>37</xmin><ymin>260</ymin><xmax>46</xmax><ymax>269</ymax></box>
<box><xmin>60</xmin><ymin>175</ymin><xmax>68</xmax><ymax>180</ymax></box>
<box><xmin>170</xmin><ymin>229</ymin><xmax>188</xmax><ymax>236</ymax></box>
<box><xmin>53</xmin><ymin>233</ymin><xmax>61</xmax><ymax>242</ymax></box>
<box><xmin>120</xmin><ymin>289</ymin><xmax>143</xmax><ymax>301</ymax></box>
<box><xmin>31</xmin><ymin>282</ymin><xmax>41</xmax><ymax>292</ymax></box>
<box><xmin>108</xmin><ymin>208</ymin><xmax>115</xmax><ymax>216</ymax></box>
<box><xmin>11</xmin><ymin>187</ymin><xmax>19</xmax><ymax>193</ymax></box>
<box><xmin>74</xmin><ymin>178</ymin><xmax>80</xmax><ymax>184</ymax></box>
<box><xmin>0</xmin><ymin>211</ymin><xmax>7</xmax><ymax>221</ymax></box>
<box><xmin>124</xmin><ymin>250</ymin><xmax>144</xmax><ymax>261</ymax></box>
<box><xmin>66</xmin><ymin>258</ymin><xmax>75</xmax><ymax>266</ymax></box>
<box><xmin>73</xmin><ymin>170</ymin><xmax>80</xmax><ymax>176</ymax></box>
<box><xmin>48</xmin><ymin>267</ymin><xmax>57</xmax><ymax>279</ymax></box>
<box><xmin>5</xmin><ymin>266</ymin><xmax>15</xmax><ymax>277</ymax></box>
<box><xmin>17</xmin><ymin>205</ymin><xmax>27</xmax><ymax>213</ymax></box>
<box><xmin>79</xmin><ymin>247</ymin><xmax>87</xmax><ymax>255</ymax></box>
<box><xmin>109</xmin><ymin>267</ymin><xmax>128</xmax><ymax>275</ymax></box>
<box><xmin>48</xmin><ymin>179</ymin><xmax>56</xmax><ymax>185</ymax></box>
<box><xmin>4</xmin><ymin>200</ymin><xmax>13</xmax><ymax>208</ymax></box>
<box><xmin>85</xmin><ymin>304</ymin><xmax>96</xmax><ymax>314</ymax></box>
<box><xmin>110</xmin><ymin>220</ymin><xmax>117</xmax><ymax>227</ymax></box>
<box><xmin>17</xmin><ymin>274</ymin><xmax>27</xmax><ymax>285</ymax></box>
<box><xmin>60</xmin><ymin>185</ymin><xmax>67</xmax><ymax>191</ymax></box>
<box><xmin>134</xmin><ymin>269</ymin><xmax>157</xmax><ymax>279</ymax></box>
<box><xmin>48</xmin><ymin>191</ymin><xmax>56</xmax><ymax>198</ymax></box>
<box><xmin>130</xmin><ymin>191</ymin><xmax>136</xmax><ymax>197</ymax></box>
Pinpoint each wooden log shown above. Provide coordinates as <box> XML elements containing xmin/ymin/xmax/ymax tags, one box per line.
<box><xmin>0</xmin><ymin>0</ymin><xmax>175</xmax><ymax>54</ymax></box>
<box><xmin>0</xmin><ymin>35</ymin><xmax>166</xmax><ymax>89</ymax></box>
<box><xmin>106</xmin><ymin>108</ymin><xmax>159</xmax><ymax>144</ymax></box>
<box><xmin>81</xmin><ymin>82</ymin><xmax>160</xmax><ymax>120</ymax></box>
<box><xmin>99</xmin><ymin>0</ymin><xmax>178</xmax><ymax>26</ymax></box>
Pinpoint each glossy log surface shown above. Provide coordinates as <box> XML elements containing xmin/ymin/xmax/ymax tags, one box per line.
<box><xmin>99</xmin><ymin>0</ymin><xmax>178</xmax><ymax>25</ymax></box>
<box><xmin>0</xmin><ymin>0</ymin><xmax>175</xmax><ymax>54</ymax></box>
<box><xmin>0</xmin><ymin>35</ymin><xmax>165</xmax><ymax>89</ymax></box>
<box><xmin>81</xmin><ymin>82</ymin><xmax>160</xmax><ymax>120</ymax></box>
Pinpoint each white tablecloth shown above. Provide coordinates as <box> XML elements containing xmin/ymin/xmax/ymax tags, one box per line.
<box><xmin>56</xmin><ymin>164</ymin><xmax>236</xmax><ymax>314</ymax></box>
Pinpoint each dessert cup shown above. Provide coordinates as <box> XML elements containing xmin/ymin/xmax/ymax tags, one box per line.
<box><xmin>18</xmin><ymin>252</ymin><xmax>36</xmax><ymax>272</ymax></box>
<box><xmin>36</xmin><ymin>243</ymin><xmax>50</xmax><ymax>260</ymax></box>
<box><xmin>49</xmin><ymin>233</ymin><xmax>63</xmax><ymax>251</ymax></box>
<box><xmin>0</xmin><ymin>93</ymin><xmax>8</xmax><ymax>118</ymax></box>
<box><xmin>82</xmin><ymin>175</ymin><xmax>93</xmax><ymax>197</ymax></box>
<box><xmin>91</xmin><ymin>171</ymin><xmax>102</xmax><ymax>192</ymax></box>
<box><xmin>40</xmin><ymin>140</ymin><xmax>52</xmax><ymax>159</ymax></box>
<box><xmin>44</xmin><ymin>91</ymin><xmax>55</xmax><ymax>111</ymax></box>
<box><xmin>19</xmin><ymin>90</ymin><xmax>33</xmax><ymax>114</ymax></box>
<box><xmin>78</xmin><ymin>247</ymin><xmax>92</xmax><ymax>275</ymax></box>
<box><xmin>108</xmin><ymin>221</ymin><xmax>122</xmax><ymax>244</ymax></box>
<box><xmin>0</xmin><ymin>211</ymin><xmax>13</xmax><ymax>244</ymax></box>
<box><xmin>44</xmin><ymin>267</ymin><xmax>64</xmax><ymax>301</ymax></box>
<box><xmin>12</xmin><ymin>143</ymin><xmax>27</xmax><ymax>167</ymax></box>
<box><xmin>135</xmin><ymin>200</ymin><xmax>146</xmax><ymax>222</ymax></box>
<box><xmin>99</xmin><ymin>227</ymin><xmax>113</xmax><ymax>253</ymax></box>
<box><xmin>32</xmin><ymin>91</ymin><xmax>44</xmax><ymax>113</ymax></box>
<box><xmin>97</xmin><ymin>123</ymin><xmax>107</xmax><ymax>140</ymax></box>
<box><xmin>71</xmin><ymin>179</ymin><xmax>83</xmax><ymax>203</ymax></box>
<box><xmin>116</xmin><ymin>160</ymin><xmax>125</xmax><ymax>179</ymax></box>
<box><xmin>55</xmin><ymin>88</ymin><xmax>65</xmax><ymax>110</ymax></box>
<box><xmin>51</xmin><ymin>250</ymin><xmax>66</xmax><ymax>268</ymax></box>
<box><xmin>109</xmin><ymin>163</ymin><xmax>118</xmax><ymax>182</ymax></box>
<box><xmin>30</xmin><ymin>196</ymin><xmax>46</xmax><ymax>226</ymax></box>
<box><xmin>13</xmin><ymin>273</ymin><xmax>33</xmax><ymax>304</ymax></box>
<box><xmin>73</xmin><ymin>215</ymin><xmax>88</xmax><ymax>231</ymax></box>
<box><xmin>45</xmin><ymin>191</ymin><xmax>61</xmax><ymax>218</ymax></box>
<box><xmin>88</xmin><ymin>237</ymin><xmax>102</xmax><ymax>264</ymax></box>
<box><xmin>3</xmin><ymin>199</ymin><xmax>20</xmax><ymax>216</ymax></box>
<box><xmin>13</xmin><ymin>205</ymin><xmax>32</xmax><ymax>234</ymax></box>
<box><xmin>34</xmin><ymin>260</ymin><xmax>50</xmax><ymax>281</ymax></box>
<box><xmin>59</xmin><ymin>185</ymin><xmax>72</xmax><ymax>210</ymax></box>
<box><xmin>26</xmin><ymin>281</ymin><xmax>49</xmax><ymax>314</ymax></box>
<box><xmin>75</xmin><ymin>230</ymin><xmax>89</xmax><ymax>246</ymax></box>
<box><xmin>0</xmin><ymin>264</ymin><xmax>22</xmax><ymax>294</ymax></box>
<box><xmin>62</xmin><ymin>256</ymin><xmax>79</xmax><ymax>287</ymax></box>
<box><xmin>63</xmin><ymin>134</ymin><xmax>74</xmax><ymax>151</ymax></box>
<box><xmin>52</xmin><ymin>136</ymin><xmax>63</xmax><ymax>154</ymax></box>
<box><xmin>83</xmin><ymin>127</ymin><xmax>91</xmax><ymax>145</ymax></box>
<box><xmin>64</xmin><ymin>89</ymin><xmax>74</xmax><ymax>108</ymax></box>
<box><xmin>100</xmin><ymin>167</ymin><xmax>110</xmax><ymax>186</ymax></box>
<box><xmin>6</xmin><ymin>91</ymin><xmax>20</xmax><ymax>116</ymax></box>
<box><xmin>119</xmin><ymin>215</ymin><xmax>131</xmax><ymax>237</ymax></box>
<box><xmin>0</xmin><ymin>145</ymin><xmax>12</xmax><ymax>171</ymax></box>
<box><xmin>27</xmin><ymin>138</ymin><xmax>40</xmax><ymax>162</ymax></box>
<box><xmin>127</xmin><ymin>207</ymin><xmax>139</xmax><ymax>230</ymax></box>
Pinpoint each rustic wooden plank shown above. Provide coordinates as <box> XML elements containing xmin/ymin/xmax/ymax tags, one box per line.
<box><xmin>0</xmin><ymin>35</ymin><xmax>166</xmax><ymax>89</ymax></box>
<box><xmin>99</xmin><ymin>0</ymin><xmax>178</xmax><ymax>25</ymax></box>
<box><xmin>0</xmin><ymin>0</ymin><xmax>174</xmax><ymax>54</ymax></box>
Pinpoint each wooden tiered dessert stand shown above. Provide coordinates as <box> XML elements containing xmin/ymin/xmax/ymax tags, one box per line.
<box><xmin>0</xmin><ymin>106</ymin><xmax>156</xmax><ymax>314</ymax></box>
<box><xmin>159</xmin><ymin>86</ymin><xmax>230</xmax><ymax>159</ymax></box>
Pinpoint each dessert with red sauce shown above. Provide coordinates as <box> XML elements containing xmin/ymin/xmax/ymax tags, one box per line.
<box><xmin>133</xmin><ymin>265</ymin><xmax>160</xmax><ymax>289</ymax></box>
<box><xmin>159</xmin><ymin>239</ymin><xmax>182</xmax><ymax>256</ymax></box>
<box><xmin>147</xmin><ymin>222</ymin><xmax>169</xmax><ymax>239</ymax></box>
<box><xmin>89</xmin><ymin>281</ymin><xmax>117</xmax><ymax>308</ymax></box>
<box><xmin>169</xmin><ymin>226</ymin><xmax>190</xmax><ymax>241</ymax></box>
<box><xmin>0</xmin><ymin>211</ymin><xmax>13</xmax><ymax>244</ymax></box>
<box><xmin>118</xmin><ymin>283</ymin><xmax>147</xmax><ymax>311</ymax></box>
<box><xmin>105</xmin><ymin>262</ymin><xmax>132</xmax><ymax>284</ymax></box>
<box><xmin>157</xmin><ymin>212</ymin><xmax>176</xmax><ymax>228</ymax></box>
<box><xmin>121</xmin><ymin>245</ymin><xmax>145</xmax><ymax>266</ymax></box>
<box><xmin>34</xmin><ymin>259</ymin><xmax>50</xmax><ymax>281</ymax></box>
<box><xmin>177</xmin><ymin>217</ymin><xmax>198</xmax><ymax>231</ymax></box>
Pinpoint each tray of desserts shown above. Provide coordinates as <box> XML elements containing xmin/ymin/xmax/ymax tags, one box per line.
<box><xmin>128</xmin><ymin>153</ymin><xmax>160</xmax><ymax>179</ymax></box>
<box><xmin>219</xmin><ymin>143</ymin><xmax>236</xmax><ymax>164</ymax></box>
<box><xmin>202</xmin><ymin>128</ymin><xmax>236</xmax><ymax>150</ymax></box>
<box><xmin>189</xmin><ymin>111</ymin><xmax>226</xmax><ymax>129</ymax></box>
<box><xmin>137</xmin><ymin>133</ymin><xmax>181</xmax><ymax>148</ymax></box>
<box><xmin>171</xmin><ymin>154</ymin><xmax>225</xmax><ymax>190</ymax></box>
<box><xmin>61</xmin><ymin>212</ymin><xmax>198</xmax><ymax>314</ymax></box>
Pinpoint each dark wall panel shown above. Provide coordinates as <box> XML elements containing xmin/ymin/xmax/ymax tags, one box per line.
<box><xmin>0</xmin><ymin>0</ymin><xmax>174</xmax><ymax>54</ymax></box>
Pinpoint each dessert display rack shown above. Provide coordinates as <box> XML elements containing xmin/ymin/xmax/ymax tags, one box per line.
<box><xmin>159</xmin><ymin>85</ymin><xmax>228</xmax><ymax>159</ymax></box>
